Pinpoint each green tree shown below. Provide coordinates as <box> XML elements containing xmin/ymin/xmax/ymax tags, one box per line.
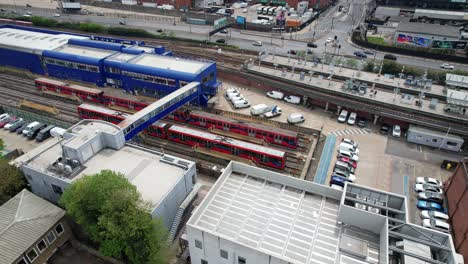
<box><xmin>60</xmin><ymin>170</ymin><xmax>168</xmax><ymax>264</ymax></box>
<box><xmin>364</xmin><ymin>61</ymin><xmax>375</xmax><ymax>72</ymax></box>
<box><xmin>0</xmin><ymin>154</ymin><xmax>28</xmax><ymax>205</ymax></box>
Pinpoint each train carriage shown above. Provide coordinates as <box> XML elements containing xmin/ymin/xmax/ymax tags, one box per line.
<box><xmin>77</xmin><ymin>103</ymin><xmax>128</xmax><ymax>124</ymax></box>
<box><xmin>145</xmin><ymin>121</ymin><xmax>168</xmax><ymax>138</ymax></box>
<box><xmin>167</xmin><ymin>125</ymin><xmax>286</xmax><ymax>169</ymax></box>
<box><xmin>187</xmin><ymin>111</ymin><xmax>299</xmax><ymax>148</ymax></box>
<box><xmin>101</xmin><ymin>95</ymin><xmax>149</xmax><ymax>112</ymax></box>
<box><xmin>35</xmin><ymin>78</ymin><xmax>103</xmax><ymax>103</ymax></box>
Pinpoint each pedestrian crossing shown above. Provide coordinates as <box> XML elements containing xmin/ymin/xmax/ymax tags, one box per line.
<box><xmin>329</xmin><ymin>128</ymin><xmax>371</xmax><ymax>136</ymax></box>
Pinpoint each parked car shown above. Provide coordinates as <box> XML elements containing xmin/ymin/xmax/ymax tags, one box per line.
<box><xmin>338</xmin><ymin>110</ymin><xmax>349</xmax><ymax>123</ymax></box>
<box><xmin>332</xmin><ymin>170</ymin><xmax>356</xmax><ymax>182</ymax></box>
<box><xmin>337</xmin><ymin>149</ymin><xmax>359</xmax><ymax>162</ymax></box>
<box><xmin>342</xmin><ymin>138</ymin><xmax>358</xmax><ymax>148</ymax></box>
<box><xmin>216</xmin><ymin>39</ymin><xmax>226</xmax><ymax>44</ymax></box>
<box><xmin>27</xmin><ymin>123</ymin><xmax>46</xmax><ymax>140</ymax></box>
<box><xmin>250</xmin><ymin>104</ymin><xmax>271</xmax><ymax>116</ymax></box>
<box><xmin>330</xmin><ymin>184</ymin><xmax>343</xmax><ymax>191</ymax></box>
<box><xmin>440</xmin><ymin>63</ymin><xmax>454</xmax><ymax>70</ymax></box>
<box><xmin>232</xmin><ymin>99</ymin><xmax>250</xmax><ymax>109</ymax></box>
<box><xmin>347</xmin><ymin>112</ymin><xmax>357</xmax><ymax>125</ymax></box>
<box><xmin>335</xmin><ymin>160</ymin><xmax>356</xmax><ymax>174</ymax></box>
<box><xmin>422</xmin><ymin>219</ymin><xmax>450</xmax><ymax>232</ymax></box>
<box><xmin>266</xmin><ymin>91</ymin><xmax>284</xmax><ymax>100</ymax></box>
<box><xmin>357</xmin><ymin>118</ymin><xmax>367</xmax><ymax>128</ymax></box>
<box><xmin>287</xmin><ymin>113</ymin><xmax>305</xmax><ymax>124</ymax></box>
<box><xmin>326</xmin><ymin>37</ymin><xmax>333</xmax><ymax>43</ymax></box>
<box><xmin>0</xmin><ymin>116</ymin><xmax>13</xmax><ymax>128</ymax></box>
<box><xmin>264</xmin><ymin>106</ymin><xmax>282</xmax><ymax>118</ymax></box>
<box><xmin>4</xmin><ymin>117</ymin><xmax>22</xmax><ymax>130</ymax></box>
<box><xmin>307</xmin><ymin>42</ymin><xmax>317</xmax><ymax>48</ymax></box>
<box><xmin>420</xmin><ymin>210</ymin><xmax>449</xmax><ymax>221</ymax></box>
<box><xmin>338</xmin><ymin>156</ymin><xmax>357</xmax><ymax>168</ymax></box>
<box><xmin>363</xmin><ymin>50</ymin><xmax>374</xmax><ymax>55</ymax></box>
<box><xmin>252</xmin><ymin>41</ymin><xmax>262</xmax><ymax>46</ymax></box>
<box><xmin>417</xmin><ymin>200</ymin><xmax>444</xmax><ymax>212</ymax></box>
<box><xmin>354</xmin><ymin>51</ymin><xmax>367</xmax><ymax>58</ymax></box>
<box><xmin>16</xmin><ymin>122</ymin><xmax>31</xmax><ymax>134</ymax></box>
<box><xmin>330</xmin><ymin>175</ymin><xmax>351</xmax><ymax>187</ymax></box>
<box><xmin>414</xmin><ymin>184</ymin><xmax>443</xmax><ymax>194</ymax></box>
<box><xmin>418</xmin><ymin>192</ymin><xmax>444</xmax><ymax>203</ymax></box>
<box><xmin>416</xmin><ymin>177</ymin><xmax>442</xmax><ymax>187</ymax></box>
<box><xmin>392</xmin><ymin>125</ymin><xmax>401</xmax><ymax>137</ymax></box>
<box><xmin>383</xmin><ymin>54</ymin><xmax>397</xmax><ymax>61</ymax></box>
<box><xmin>36</xmin><ymin>125</ymin><xmax>55</xmax><ymax>142</ymax></box>
<box><xmin>283</xmin><ymin>95</ymin><xmax>301</xmax><ymax>104</ymax></box>
<box><xmin>227</xmin><ymin>93</ymin><xmax>244</xmax><ymax>101</ymax></box>
<box><xmin>380</xmin><ymin>123</ymin><xmax>390</xmax><ymax>135</ymax></box>
<box><xmin>119</xmin><ymin>21</ymin><xmax>126</xmax><ymax>25</ymax></box>
<box><xmin>339</xmin><ymin>142</ymin><xmax>359</xmax><ymax>154</ymax></box>
<box><xmin>225</xmin><ymin>88</ymin><xmax>240</xmax><ymax>96</ymax></box>
<box><xmin>288</xmin><ymin>50</ymin><xmax>297</xmax><ymax>55</ymax></box>
<box><xmin>7</xmin><ymin>118</ymin><xmax>26</xmax><ymax>132</ymax></box>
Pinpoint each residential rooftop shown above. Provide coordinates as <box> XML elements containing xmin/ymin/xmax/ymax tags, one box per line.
<box><xmin>188</xmin><ymin>162</ymin><xmax>458</xmax><ymax>264</ymax></box>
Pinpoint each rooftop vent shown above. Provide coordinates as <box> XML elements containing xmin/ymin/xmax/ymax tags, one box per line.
<box><xmin>161</xmin><ymin>155</ymin><xmax>189</xmax><ymax>169</ymax></box>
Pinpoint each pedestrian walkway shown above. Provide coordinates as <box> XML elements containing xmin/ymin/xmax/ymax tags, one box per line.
<box><xmin>329</xmin><ymin>128</ymin><xmax>371</xmax><ymax>137</ymax></box>
<box><xmin>314</xmin><ymin>134</ymin><xmax>336</xmax><ymax>185</ymax></box>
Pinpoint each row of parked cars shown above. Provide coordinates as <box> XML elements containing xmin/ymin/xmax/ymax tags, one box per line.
<box><xmin>414</xmin><ymin>177</ymin><xmax>450</xmax><ymax>233</ymax></box>
<box><xmin>265</xmin><ymin>91</ymin><xmax>305</xmax><ymax>124</ymax></box>
<box><xmin>338</xmin><ymin>110</ymin><xmax>403</xmax><ymax>137</ymax></box>
<box><xmin>225</xmin><ymin>88</ymin><xmax>250</xmax><ymax>109</ymax></box>
<box><xmin>0</xmin><ymin>113</ymin><xmax>60</xmax><ymax>142</ymax></box>
<box><xmin>329</xmin><ymin>138</ymin><xmax>360</xmax><ymax>190</ymax></box>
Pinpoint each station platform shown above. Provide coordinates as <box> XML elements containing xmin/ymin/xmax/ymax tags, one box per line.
<box><xmin>248</xmin><ymin>64</ymin><xmax>468</xmax><ymax>122</ymax></box>
<box><xmin>260</xmin><ymin>55</ymin><xmax>447</xmax><ymax>100</ymax></box>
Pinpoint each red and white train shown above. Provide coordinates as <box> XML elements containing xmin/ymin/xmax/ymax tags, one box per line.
<box><xmin>77</xmin><ymin>103</ymin><xmax>286</xmax><ymax>169</ymax></box>
<box><xmin>38</xmin><ymin>77</ymin><xmax>299</xmax><ymax>149</ymax></box>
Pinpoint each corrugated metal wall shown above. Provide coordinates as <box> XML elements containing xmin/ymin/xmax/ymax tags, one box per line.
<box><xmin>444</xmin><ymin>160</ymin><xmax>468</xmax><ymax>264</ymax></box>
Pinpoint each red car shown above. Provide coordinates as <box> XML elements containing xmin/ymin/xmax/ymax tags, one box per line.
<box><xmin>0</xmin><ymin>116</ymin><xmax>14</xmax><ymax>128</ymax></box>
<box><xmin>338</xmin><ymin>157</ymin><xmax>357</xmax><ymax>169</ymax></box>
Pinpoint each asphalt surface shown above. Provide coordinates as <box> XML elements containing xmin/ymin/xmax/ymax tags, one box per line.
<box><xmin>1</xmin><ymin>0</ymin><xmax>468</xmax><ymax>71</ymax></box>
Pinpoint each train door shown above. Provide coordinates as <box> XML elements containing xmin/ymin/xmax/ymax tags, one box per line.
<box><xmin>205</xmin><ymin>140</ymin><xmax>212</xmax><ymax>148</ymax></box>
<box><xmin>232</xmin><ymin>148</ymin><xmax>239</xmax><ymax>156</ymax></box>
<box><xmin>200</xmin><ymin>117</ymin><xmax>206</xmax><ymax>126</ymax></box>
<box><xmin>248</xmin><ymin>128</ymin><xmax>255</xmax><ymax>137</ymax></box>
<box><xmin>223</xmin><ymin>122</ymin><xmax>229</xmax><ymax>131</ymax></box>
<box><xmin>274</xmin><ymin>134</ymin><xmax>282</xmax><ymax>144</ymax></box>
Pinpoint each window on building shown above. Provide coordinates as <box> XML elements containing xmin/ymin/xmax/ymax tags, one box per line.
<box><xmin>194</xmin><ymin>239</ymin><xmax>202</xmax><ymax>249</ymax></box>
<box><xmin>26</xmin><ymin>248</ymin><xmax>38</xmax><ymax>262</ymax></box>
<box><xmin>55</xmin><ymin>223</ymin><xmax>64</xmax><ymax>235</ymax></box>
<box><xmin>16</xmin><ymin>257</ymin><xmax>27</xmax><ymax>264</ymax></box>
<box><xmin>51</xmin><ymin>184</ymin><xmax>63</xmax><ymax>194</ymax></box>
<box><xmin>77</xmin><ymin>64</ymin><xmax>88</xmax><ymax>70</ymax></box>
<box><xmin>36</xmin><ymin>239</ymin><xmax>47</xmax><ymax>252</ymax></box>
<box><xmin>238</xmin><ymin>257</ymin><xmax>246</xmax><ymax>264</ymax></box>
<box><xmin>201</xmin><ymin>260</ymin><xmax>208</xmax><ymax>264</ymax></box>
<box><xmin>46</xmin><ymin>231</ymin><xmax>56</xmax><ymax>244</ymax></box>
<box><xmin>220</xmin><ymin>249</ymin><xmax>228</xmax><ymax>259</ymax></box>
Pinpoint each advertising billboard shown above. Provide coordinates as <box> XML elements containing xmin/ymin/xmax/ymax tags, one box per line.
<box><xmin>432</xmin><ymin>40</ymin><xmax>467</xmax><ymax>50</ymax></box>
<box><xmin>236</xmin><ymin>16</ymin><xmax>246</xmax><ymax>25</ymax></box>
<box><xmin>397</xmin><ymin>34</ymin><xmax>431</xmax><ymax>47</ymax></box>
<box><xmin>214</xmin><ymin>17</ymin><xmax>228</xmax><ymax>29</ymax></box>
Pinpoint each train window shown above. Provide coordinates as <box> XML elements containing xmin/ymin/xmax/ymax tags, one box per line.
<box><xmin>168</xmin><ymin>80</ymin><xmax>176</xmax><ymax>87</ymax></box>
<box><xmin>56</xmin><ymin>61</ymin><xmax>66</xmax><ymax>66</ymax></box>
<box><xmin>77</xmin><ymin>64</ymin><xmax>87</xmax><ymax>70</ymax></box>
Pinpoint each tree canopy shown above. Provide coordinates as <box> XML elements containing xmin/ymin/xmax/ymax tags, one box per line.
<box><xmin>0</xmin><ymin>155</ymin><xmax>28</xmax><ymax>205</ymax></box>
<box><xmin>60</xmin><ymin>170</ymin><xmax>168</xmax><ymax>264</ymax></box>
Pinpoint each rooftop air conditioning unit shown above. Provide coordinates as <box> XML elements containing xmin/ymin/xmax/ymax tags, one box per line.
<box><xmin>355</xmin><ymin>203</ymin><xmax>367</xmax><ymax>210</ymax></box>
<box><xmin>65</xmin><ymin>165</ymin><xmax>73</xmax><ymax>174</ymax></box>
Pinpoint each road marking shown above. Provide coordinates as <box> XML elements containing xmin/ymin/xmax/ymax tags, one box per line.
<box><xmin>403</xmin><ymin>175</ymin><xmax>409</xmax><ymax>197</ymax></box>
<box><xmin>418</xmin><ymin>145</ymin><xmax>422</xmax><ymax>152</ymax></box>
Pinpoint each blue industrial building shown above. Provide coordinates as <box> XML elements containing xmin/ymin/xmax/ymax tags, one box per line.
<box><xmin>0</xmin><ymin>25</ymin><xmax>219</xmax><ymax>105</ymax></box>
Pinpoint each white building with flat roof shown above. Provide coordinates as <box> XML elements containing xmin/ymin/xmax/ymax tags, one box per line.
<box><xmin>187</xmin><ymin>162</ymin><xmax>458</xmax><ymax>264</ymax></box>
<box><xmin>13</xmin><ymin>119</ymin><xmax>197</xmax><ymax>230</ymax></box>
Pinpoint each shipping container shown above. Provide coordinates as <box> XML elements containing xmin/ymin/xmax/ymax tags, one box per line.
<box><xmin>406</xmin><ymin>125</ymin><xmax>464</xmax><ymax>152</ymax></box>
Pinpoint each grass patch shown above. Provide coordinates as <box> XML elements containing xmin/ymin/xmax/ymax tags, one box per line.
<box><xmin>367</xmin><ymin>36</ymin><xmax>387</xmax><ymax>46</ymax></box>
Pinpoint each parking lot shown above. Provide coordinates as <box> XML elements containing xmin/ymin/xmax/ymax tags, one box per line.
<box><xmin>215</xmin><ymin>79</ymin><xmax>462</xmax><ymax>225</ymax></box>
<box><xmin>0</xmin><ymin>126</ymin><xmax>40</xmax><ymax>153</ymax></box>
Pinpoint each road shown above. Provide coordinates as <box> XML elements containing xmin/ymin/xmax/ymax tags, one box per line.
<box><xmin>1</xmin><ymin>0</ymin><xmax>468</xmax><ymax>71</ymax></box>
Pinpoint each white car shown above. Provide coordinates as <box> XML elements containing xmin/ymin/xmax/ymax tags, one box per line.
<box><xmin>347</xmin><ymin>112</ymin><xmax>357</xmax><ymax>125</ymax></box>
<box><xmin>242</xmin><ymin>8</ymin><xmax>248</xmax><ymax>13</ymax></box>
<box><xmin>54</xmin><ymin>13</ymin><xmax>61</xmax><ymax>17</ymax></box>
<box><xmin>252</xmin><ymin>41</ymin><xmax>262</xmax><ymax>46</ymax></box>
<box><xmin>337</xmin><ymin>149</ymin><xmax>359</xmax><ymax>162</ymax></box>
<box><xmin>414</xmin><ymin>184</ymin><xmax>443</xmax><ymax>194</ymax></box>
<box><xmin>392</xmin><ymin>125</ymin><xmax>401</xmax><ymax>137</ymax></box>
<box><xmin>338</xmin><ymin>110</ymin><xmax>348</xmax><ymax>123</ymax></box>
<box><xmin>232</xmin><ymin>99</ymin><xmax>250</xmax><ymax>109</ymax></box>
<box><xmin>4</xmin><ymin>118</ymin><xmax>23</xmax><ymax>130</ymax></box>
<box><xmin>326</xmin><ymin>37</ymin><xmax>333</xmax><ymax>43</ymax></box>
<box><xmin>266</xmin><ymin>91</ymin><xmax>284</xmax><ymax>100</ymax></box>
<box><xmin>440</xmin><ymin>63</ymin><xmax>454</xmax><ymax>70</ymax></box>
<box><xmin>342</xmin><ymin>138</ymin><xmax>358</xmax><ymax>148</ymax></box>
<box><xmin>339</xmin><ymin>142</ymin><xmax>359</xmax><ymax>154</ymax></box>
<box><xmin>422</xmin><ymin>219</ymin><xmax>450</xmax><ymax>233</ymax></box>
<box><xmin>420</xmin><ymin>210</ymin><xmax>449</xmax><ymax>221</ymax></box>
<box><xmin>330</xmin><ymin>184</ymin><xmax>343</xmax><ymax>191</ymax></box>
<box><xmin>287</xmin><ymin>113</ymin><xmax>305</xmax><ymax>124</ymax></box>
<box><xmin>416</xmin><ymin>177</ymin><xmax>442</xmax><ymax>187</ymax></box>
<box><xmin>283</xmin><ymin>95</ymin><xmax>301</xmax><ymax>104</ymax></box>
<box><xmin>225</xmin><ymin>88</ymin><xmax>240</xmax><ymax>96</ymax></box>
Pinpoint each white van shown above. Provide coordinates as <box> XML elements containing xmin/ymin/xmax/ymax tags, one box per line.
<box><xmin>266</xmin><ymin>91</ymin><xmax>284</xmax><ymax>100</ymax></box>
<box><xmin>338</xmin><ymin>110</ymin><xmax>348</xmax><ymax>123</ymax></box>
<box><xmin>227</xmin><ymin>93</ymin><xmax>244</xmax><ymax>101</ymax></box>
<box><xmin>287</xmin><ymin>113</ymin><xmax>305</xmax><ymax>124</ymax></box>
<box><xmin>284</xmin><ymin>95</ymin><xmax>301</xmax><ymax>104</ymax></box>
<box><xmin>337</xmin><ymin>149</ymin><xmax>359</xmax><ymax>162</ymax></box>
<box><xmin>250</xmin><ymin>104</ymin><xmax>271</xmax><ymax>116</ymax></box>
<box><xmin>22</xmin><ymin>121</ymin><xmax>41</xmax><ymax>136</ymax></box>
<box><xmin>232</xmin><ymin>99</ymin><xmax>250</xmax><ymax>109</ymax></box>
<box><xmin>339</xmin><ymin>142</ymin><xmax>359</xmax><ymax>154</ymax></box>
<box><xmin>225</xmin><ymin>88</ymin><xmax>239</xmax><ymax>96</ymax></box>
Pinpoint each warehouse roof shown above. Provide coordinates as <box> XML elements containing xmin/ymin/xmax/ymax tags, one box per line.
<box><xmin>397</xmin><ymin>22</ymin><xmax>460</xmax><ymax>38</ymax></box>
<box><xmin>0</xmin><ymin>189</ymin><xmax>65</xmax><ymax>264</ymax></box>
<box><xmin>107</xmin><ymin>52</ymin><xmax>138</xmax><ymax>62</ymax></box>
<box><xmin>131</xmin><ymin>54</ymin><xmax>210</xmax><ymax>74</ymax></box>
<box><xmin>446</xmin><ymin>73</ymin><xmax>468</xmax><ymax>89</ymax></box>
<box><xmin>54</xmin><ymin>44</ymin><xmax>116</xmax><ymax>59</ymax></box>
<box><xmin>0</xmin><ymin>27</ymin><xmax>85</xmax><ymax>53</ymax></box>
<box><xmin>20</xmin><ymin>120</ymin><xmax>192</xmax><ymax>209</ymax></box>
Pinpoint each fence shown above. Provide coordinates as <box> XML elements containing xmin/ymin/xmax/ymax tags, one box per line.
<box><xmin>2</xmin><ymin>105</ymin><xmax>71</xmax><ymax>128</ymax></box>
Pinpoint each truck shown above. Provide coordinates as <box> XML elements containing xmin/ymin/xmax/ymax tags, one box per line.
<box><xmin>250</xmin><ymin>104</ymin><xmax>272</xmax><ymax>116</ymax></box>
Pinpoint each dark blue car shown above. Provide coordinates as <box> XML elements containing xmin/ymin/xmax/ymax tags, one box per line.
<box><xmin>354</xmin><ymin>51</ymin><xmax>367</xmax><ymax>58</ymax></box>
<box><xmin>330</xmin><ymin>175</ymin><xmax>351</xmax><ymax>187</ymax></box>
<box><xmin>417</xmin><ymin>200</ymin><xmax>444</xmax><ymax>212</ymax></box>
